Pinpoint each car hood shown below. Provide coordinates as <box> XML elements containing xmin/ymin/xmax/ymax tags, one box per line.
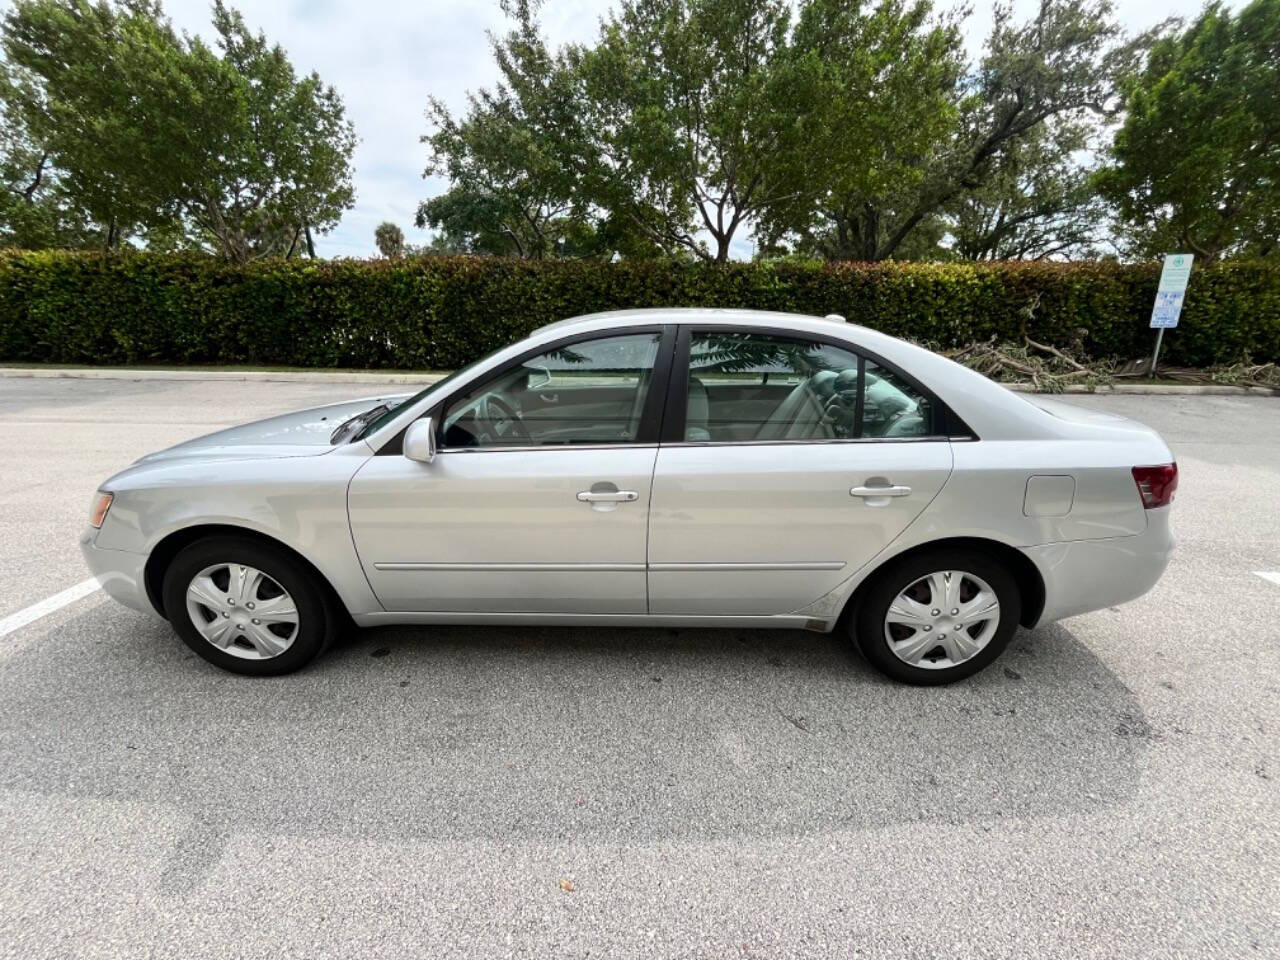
<box><xmin>136</xmin><ymin>394</ymin><xmax>410</xmax><ymax>464</ymax></box>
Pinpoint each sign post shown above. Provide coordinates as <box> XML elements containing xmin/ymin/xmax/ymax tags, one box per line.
<box><xmin>1149</xmin><ymin>253</ymin><xmax>1193</xmax><ymax>376</ymax></box>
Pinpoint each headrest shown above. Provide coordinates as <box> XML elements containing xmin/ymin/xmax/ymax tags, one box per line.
<box><xmin>811</xmin><ymin>369</ymin><xmax>839</xmax><ymax>399</ymax></box>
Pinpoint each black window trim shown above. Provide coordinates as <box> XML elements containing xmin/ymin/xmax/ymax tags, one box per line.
<box><xmin>376</xmin><ymin>324</ymin><xmax>678</xmax><ymax>456</ymax></box>
<box><xmin>661</xmin><ymin>324</ymin><xmax>977</xmax><ymax>446</ymax></box>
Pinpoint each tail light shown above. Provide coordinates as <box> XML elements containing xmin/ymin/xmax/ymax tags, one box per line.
<box><xmin>1132</xmin><ymin>464</ymin><xmax>1177</xmax><ymax>509</ymax></box>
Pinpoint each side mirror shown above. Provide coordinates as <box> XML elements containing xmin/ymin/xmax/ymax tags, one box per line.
<box><xmin>403</xmin><ymin>418</ymin><xmax>437</xmax><ymax>464</ymax></box>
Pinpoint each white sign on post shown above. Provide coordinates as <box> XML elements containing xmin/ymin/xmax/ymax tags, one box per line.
<box><xmin>1150</xmin><ymin>253</ymin><xmax>1193</xmax><ymax>329</ymax></box>
<box><xmin>1148</xmin><ymin>253</ymin><xmax>1193</xmax><ymax>375</ymax></box>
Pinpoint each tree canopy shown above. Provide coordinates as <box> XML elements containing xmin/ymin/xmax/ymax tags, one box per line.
<box><xmin>184</xmin><ymin>2</ymin><xmax>357</xmax><ymax>261</ymax></box>
<box><xmin>3</xmin><ymin>0</ymin><xmax>1279</xmax><ymax>264</ymax></box>
<box><xmin>1096</xmin><ymin>0</ymin><xmax>1280</xmax><ymax>260</ymax></box>
<box><xmin>416</xmin><ymin>0</ymin><xmax>622</xmax><ymax>258</ymax></box>
<box><xmin>948</xmin><ymin>118</ymin><xmax>1107</xmax><ymax>261</ymax></box>
<box><xmin>0</xmin><ymin>60</ymin><xmax>99</xmax><ymax>249</ymax></box>
<box><xmin>1</xmin><ymin>0</ymin><xmax>355</xmax><ymax>260</ymax></box>
<box><xmin>423</xmin><ymin>0</ymin><xmax>1176</xmax><ymax>263</ymax></box>
<box><xmin>571</xmin><ymin>0</ymin><xmax>809</xmax><ymax>262</ymax></box>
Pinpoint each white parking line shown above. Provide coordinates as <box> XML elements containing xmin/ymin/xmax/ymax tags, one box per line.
<box><xmin>1255</xmin><ymin>571</ymin><xmax>1280</xmax><ymax>588</ymax></box>
<box><xmin>0</xmin><ymin>579</ymin><xmax>101</xmax><ymax>639</ymax></box>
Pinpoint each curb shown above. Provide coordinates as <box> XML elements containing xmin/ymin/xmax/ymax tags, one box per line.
<box><xmin>1003</xmin><ymin>382</ymin><xmax>1278</xmax><ymax>396</ymax></box>
<box><xmin>0</xmin><ymin>367</ymin><xmax>446</xmax><ymax>386</ymax></box>
<box><xmin>0</xmin><ymin>366</ymin><xmax>1275</xmax><ymax>396</ymax></box>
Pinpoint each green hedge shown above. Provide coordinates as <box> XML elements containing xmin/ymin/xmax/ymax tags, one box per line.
<box><xmin>1</xmin><ymin>251</ymin><xmax>1277</xmax><ymax>368</ymax></box>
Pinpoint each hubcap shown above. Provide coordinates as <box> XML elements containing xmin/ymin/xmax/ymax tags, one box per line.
<box><xmin>884</xmin><ymin>569</ymin><xmax>1000</xmax><ymax>670</ymax></box>
<box><xmin>185</xmin><ymin>563</ymin><xmax>299</xmax><ymax>661</ymax></box>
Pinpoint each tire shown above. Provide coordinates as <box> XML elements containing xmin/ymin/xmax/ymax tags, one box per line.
<box><xmin>851</xmin><ymin>548</ymin><xmax>1021</xmax><ymax>686</ymax></box>
<box><xmin>161</xmin><ymin>535</ymin><xmax>336</xmax><ymax>676</ymax></box>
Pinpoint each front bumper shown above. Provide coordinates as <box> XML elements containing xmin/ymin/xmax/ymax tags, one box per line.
<box><xmin>79</xmin><ymin>527</ymin><xmax>159</xmax><ymax>618</ymax></box>
<box><xmin>1023</xmin><ymin>506</ymin><xmax>1174</xmax><ymax>625</ymax></box>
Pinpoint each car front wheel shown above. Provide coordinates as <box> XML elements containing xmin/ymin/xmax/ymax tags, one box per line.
<box><xmin>853</xmin><ymin>548</ymin><xmax>1021</xmax><ymax>685</ymax></box>
<box><xmin>161</xmin><ymin>535</ymin><xmax>335</xmax><ymax>676</ymax></box>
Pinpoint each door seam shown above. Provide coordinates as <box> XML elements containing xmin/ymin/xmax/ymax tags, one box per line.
<box><xmin>345</xmin><ymin>445</ymin><xmax>390</xmax><ymax>612</ymax></box>
<box><xmin>643</xmin><ymin>446</ymin><xmax>660</xmax><ymax>614</ymax></box>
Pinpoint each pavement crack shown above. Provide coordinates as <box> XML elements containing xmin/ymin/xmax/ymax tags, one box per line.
<box><xmin>775</xmin><ymin>703</ymin><xmax>811</xmax><ymax>734</ymax></box>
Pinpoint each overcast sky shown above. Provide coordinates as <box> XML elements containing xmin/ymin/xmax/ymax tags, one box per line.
<box><xmin>155</xmin><ymin>0</ymin><xmax>1223</xmax><ymax>260</ymax></box>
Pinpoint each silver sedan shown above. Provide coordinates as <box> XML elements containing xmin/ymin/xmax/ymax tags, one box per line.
<box><xmin>81</xmin><ymin>309</ymin><xmax>1176</xmax><ymax>684</ymax></box>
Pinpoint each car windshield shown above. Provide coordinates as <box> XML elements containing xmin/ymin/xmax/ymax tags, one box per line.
<box><xmin>352</xmin><ymin>348</ymin><xmax>505</xmax><ymax>441</ymax></box>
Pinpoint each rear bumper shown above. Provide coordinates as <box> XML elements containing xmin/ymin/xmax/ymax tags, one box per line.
<box><xmin>79</xmin><ymin>528</ymin><xmax>159</xmax><ymax>618</ymax></box>
<box><xmin>1022</xmin><ymin>507</ymin><xmax>1173</xmax><ymax>625</ymax></box>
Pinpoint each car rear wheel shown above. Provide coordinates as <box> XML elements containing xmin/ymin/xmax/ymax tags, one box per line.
<box><xmin>852</xmin><ymin>548</ymin><xmax>1021</xmax><ymax>685</ymax></box>
<box><xmin>161</xmin><ymin>535</ymin><xmax>335</xmax><ymax>676</ymax></box>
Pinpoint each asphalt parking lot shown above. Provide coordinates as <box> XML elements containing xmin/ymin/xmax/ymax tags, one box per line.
<box><xmin>0</xmin><ymin>374</ymin><xmax>1276</xmax><ymax>959</ymax></box>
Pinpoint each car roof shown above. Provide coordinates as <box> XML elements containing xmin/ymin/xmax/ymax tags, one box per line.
<box><xmin>532</xmin><ymin>307</ymin><xmax>836</xmax><ymax>337</ymax></box>
<box><xmin>532</xmin><ymin>308</ymin><xmax>914</xmax><ymax>373</ymax></box>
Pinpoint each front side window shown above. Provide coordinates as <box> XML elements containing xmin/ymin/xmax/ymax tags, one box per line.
<box><xmin>683</xmin><ymin>331</ymin><xmax>932</xmax><ymax>442</ymax></box>
<box><xmin>441</xmin><ymin>332</ymin><xmax>662</xmax><ymax>447</ymax></box>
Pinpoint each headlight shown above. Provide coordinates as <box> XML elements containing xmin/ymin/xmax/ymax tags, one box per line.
<box><xmin>89</xmin><ymin>491</ymin><xmax>114</xmax><ymax>528</ymax></box>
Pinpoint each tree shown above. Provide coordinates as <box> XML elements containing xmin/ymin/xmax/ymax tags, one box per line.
<box><xmin>1</xmin><ymin>0</ymin><xmax>356</xmax><ymax>260</ymax></box>
<box><xmin>755</xmin><ymin>0</ymin><xmax>966</xmax><ymax>261</ymax></box>
<box><xmin>898</xmin><ymin>0</ymin><xmax>1130</xmax><ymax>261</ymax></box>
<box><xmin>420</xmin><ymin>0</ymin><xmax>1132</xmax><ymax>264</ymax></box>
<box><xmin>181</xmin><ymin>2</ymin><xmax>356</xmax><ymax>262</ymax></box>
<box><xmin>2</xmin><ymin>0</ymin><xmax>198</xmax><ymax>247</ymax></box>
<box><xmin>375</xmin><ymin>221</ymin><xmax>406</xmax><ymax>258</ymax></box>
<box><xmin>417</xmin><ymin>0</ymin><xmax>617</xmax><ymax>258</ymax></box>
<box><xmin>573</xmin><ymin>0</ymin><xmax>809</xmax><ymax>263</ymax></box>
<box><xmin>1096</xmin><ymin>0</ymin><xmax>1280</xmax><ymax>260</ymax></box>
<box><xmin>764</xmin><ymin>0</ymin><xmax>1130</xmax><ymax>261</ymax></box>
<box><xmin>0</xmin><ymin>62</ymin><xmax>99</xmax><ymax>248</ymax></box>
<box><xmin>949</xmin><ymin>119</ymin><xmax>1106</xmax><ymax>260</ymax></box>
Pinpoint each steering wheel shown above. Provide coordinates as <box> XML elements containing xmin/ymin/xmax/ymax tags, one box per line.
<box><xmin>477</xmin><ymin>393</ymin><xmax>532</xmax><ymax>444</ymax></box>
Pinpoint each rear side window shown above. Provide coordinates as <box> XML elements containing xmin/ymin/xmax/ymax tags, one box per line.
<box><xmin>682</xmin><ymin>331</ymin><xmax>933</xmax><ymax>442</ymax></box>
<box><xmin>861</xmin><ymin>360</ymin><xmax>932</xmax><ymax>438</ymax></box>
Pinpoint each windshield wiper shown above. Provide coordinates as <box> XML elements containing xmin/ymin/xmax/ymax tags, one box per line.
<box><xmin>329</xmin><ymin>403</ymin><xmax>391</xmax><ymax>445</ymax></box>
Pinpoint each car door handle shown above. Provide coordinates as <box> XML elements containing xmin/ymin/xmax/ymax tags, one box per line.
<box><xmin>851</xmin><ymin>484</ymin><xmax>912</xmax><ymax>498</ymax></box>
<box><xmin>577</xmin><ymin>490</ymin><xmax>639</xmax><ymax>503</ymax></box>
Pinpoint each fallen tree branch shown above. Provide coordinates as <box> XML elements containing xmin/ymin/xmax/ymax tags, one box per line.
<box><xmin>930</xmin><ymin>339</ymin><xmax>1278</xmax><ymax>392</ymax></box>
<box><xmin>1025</xmin><ymin>336</ymin><xmax>1090</xmax><ymax>373</ymax></box>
